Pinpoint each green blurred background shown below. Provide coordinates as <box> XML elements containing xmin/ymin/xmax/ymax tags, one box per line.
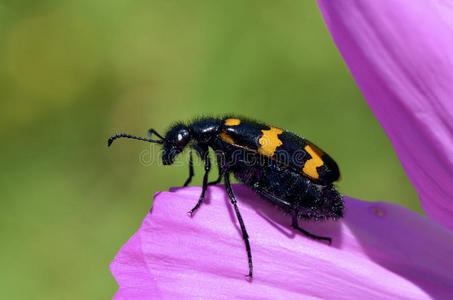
<box><xmin>0</xmin><ymin>1</ymin><xmax>420</xmax><ymax>299</ymax></box>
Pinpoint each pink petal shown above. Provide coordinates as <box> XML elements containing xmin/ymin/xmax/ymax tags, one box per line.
<box><xmin>111</xmin><ymin>185</ymin><xmax>453</xmax><ymax>299</ymax></box>
<box><xmin>317</xmin><ymin>0</ymin><xmax>453</xmax><ymax>230</ymax></box>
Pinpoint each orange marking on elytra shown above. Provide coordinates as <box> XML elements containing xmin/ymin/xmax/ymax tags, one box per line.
<box><xmin>219</xmin><ymin>131</ymin><xmax>235</xmax><ymax>144</ymax></box>
<box><xmin>258</xmin><ymin>127</ymin><xmax>283</xmax><ymax>157</ymax></box>
<box><xmin>303</xmin><ymin>143</ymin><xmax>324</xmax><ymax>179</ymax></box>
<box><xmin>224</xmin><ymin>118</ymin><xmax>241</xmax><ymax>126</ymax></box>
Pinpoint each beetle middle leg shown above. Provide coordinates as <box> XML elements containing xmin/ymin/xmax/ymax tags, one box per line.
<box><xmin>224</xmin><ymin>171</ymin><xmax>253</xmax><ymax>278</ymax></box>
<box><xmin>208</xmin><ymin>153</ymin><xmax>225</xmax><ymax>185</ymax></box>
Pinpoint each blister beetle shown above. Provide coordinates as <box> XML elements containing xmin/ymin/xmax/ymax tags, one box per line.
<box><xmin>108</xmin><ymin>116</ymin><xmax>343</xmax><ymax>277</ymax></box>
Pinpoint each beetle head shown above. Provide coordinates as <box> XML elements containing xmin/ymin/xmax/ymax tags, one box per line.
<box><xmin>162</xmin><ymin>124</ymin><xmax>191</xmax><ymax>165</ymax></box>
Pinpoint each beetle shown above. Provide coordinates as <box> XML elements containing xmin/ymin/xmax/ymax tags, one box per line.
<box><xmin>108</xmin><ymin>116</ymin><xmax>343</xmax><ymax>277</ymax></box>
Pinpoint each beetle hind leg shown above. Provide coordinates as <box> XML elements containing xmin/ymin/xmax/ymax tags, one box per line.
<box><xmin>291</xmin><ymin>212</ymin><xmax>332</xmax><ymax>244</ymax></box>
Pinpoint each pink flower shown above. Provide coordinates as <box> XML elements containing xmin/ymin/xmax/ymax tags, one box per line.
<box><xmin>318</xmin><ymin>0</ymin><xmax>453</xmax><ymax>231</ymax></box>
<box><xmin>112</xmin><ymin>186</ymin><xmax>453</xmax><ymax>299</ymax></box>
<box><xmin>111</xmin><ymin>1</ymin><xmax>453</xmax><ymax>298</ymax></box>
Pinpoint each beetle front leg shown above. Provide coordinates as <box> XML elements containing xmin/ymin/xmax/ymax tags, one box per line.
<box><xmin>188</xmin><ymin>145</ymin><xmax>210</xmax><ymax>216</ymax></box>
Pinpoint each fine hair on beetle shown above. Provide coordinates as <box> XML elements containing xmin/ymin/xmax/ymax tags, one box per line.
<box><xmin>108</xmin><ymin>116</ymin><xmax>343</xmax><ymax>278</ymax></box>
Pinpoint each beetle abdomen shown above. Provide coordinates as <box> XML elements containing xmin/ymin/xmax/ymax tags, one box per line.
<box><xmin>219</xmin><ymin>144</ymin><xmax>343</xmax><ymax>220</ymax></box>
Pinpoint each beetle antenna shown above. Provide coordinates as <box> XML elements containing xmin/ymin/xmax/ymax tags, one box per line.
<box><xmin>148</xmin><ymin>128</ymin><xmax>165</xmax><ymax>140</ymax></box>
<box><xmin>107</xmin><ymin>133</ymin><xmax>164</xmax><ymax>147</ymax></box>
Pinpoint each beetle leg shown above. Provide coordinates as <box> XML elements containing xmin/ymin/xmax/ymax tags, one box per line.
<box><xmin>291</xmin><ymin>212</ymin><xmax>332</xmax><ymax>244</ymax></box>
<box><xmin>183</xmin><ymin>149</ymin><xmax>194</xmax><ymax>187</ymax></box>
<box><xmin>188</xmin><ymin>145</ymin><xmax>210</xmax><ymax>215</ymax></box>
<box><xmin>208</xmin><ymin>155</ymin><xmax>224</xmax><ymax>185</ymax></box>
<box><xmin>147</xmin><ymin>128</ymin><xmax>165</xmax><ymax>140</ymax></box>
<box><xmin>224</xmin><ymin>172</ymin><xmax>253</xmax><ymax>278</ymax></box>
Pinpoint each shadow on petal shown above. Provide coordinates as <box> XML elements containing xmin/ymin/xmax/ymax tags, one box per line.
<box><xmin>229</xmin><ymin>184</ymin><xmax>344</xmax><ymax>248</ymax></box>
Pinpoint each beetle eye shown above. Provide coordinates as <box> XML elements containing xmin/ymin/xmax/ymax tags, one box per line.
<box><xmin>175</xmin><ymin>130</ymin><xmax>189</xmax><ymax>147</ymax></box>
